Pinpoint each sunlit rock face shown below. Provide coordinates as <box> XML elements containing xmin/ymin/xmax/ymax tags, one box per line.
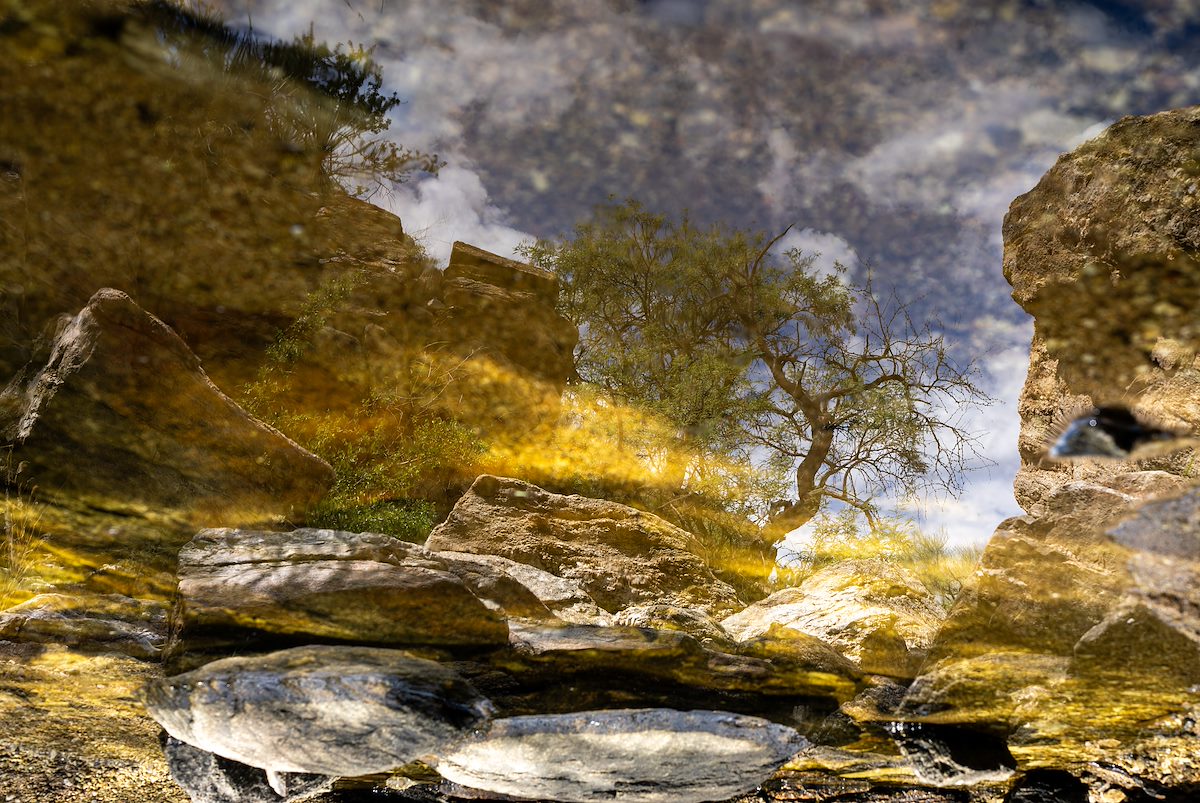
<box><xmin>436</xmin><ymin>550</ymin><xmax>614</xmax><ymax>625</ymax></box>
<box><xmin>142</xmin><ymin>645</ymin><xmax>493</xmax><ymax>777</ymax></box>
<box><xmin>721</xmin><ymin>559</ymin><xmax>944</xmax><ymax>679</ymax></box>
<box><xmin>1004</xmin><ymin>106</ymin><xmax>1200</xmax><ymax>513</ymax></box>
<box><xmin>0</xmin><ymin>288</ymin><xmax>333</xmax><ymax>522</ymax></box>
<box><xmin>425</xmin><ymin>475</ymin><xmax>745</xmax><ymax>618</ymax></box>
<box><xmin>435</xmin><ymin>709</ymin><xmax>807</xmax><ymax>803</ymax></box>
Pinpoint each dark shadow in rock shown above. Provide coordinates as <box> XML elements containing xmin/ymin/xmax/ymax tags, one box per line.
<box><xmin>886</xmin><ymin>722</ymin><xmax>1016</xmax><ymax>786</ymax></box>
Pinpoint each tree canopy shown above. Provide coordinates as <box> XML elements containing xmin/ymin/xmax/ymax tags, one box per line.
<box><xmin>521</xmin><ymin>199</ymin><xmax>988</xmax><ymax>540</ymax></box>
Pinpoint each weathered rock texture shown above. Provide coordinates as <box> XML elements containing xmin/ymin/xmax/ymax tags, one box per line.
<box><xmin>0</xmin><ymin>289</ymin><xmax>333</xmax><ymax>522</ymax></box>
<box><xmin>142</xmin><ymin>645</ymin><xmax>493</xmax><ymax>777</ymax></box>
<box><xmin>1004</xmin><ymin>106</ymin><xmax>1200</xmax><ymax>513</ymax></box>
<box><xmin>177</xmin><ymin>528</ymin><xmax>509</xmax><ymax>649</ymax></box>
<box><xmin>501</xmin><ymin>621</ymin><xmax>860</xmax><ymax>704</ymax></box>
<box><xmin>0</xmin><ymin>592</ymin><xmax>167</xmax><ymax>660</ymax></box>
<box><xmin>435</xmin><ymin>708</ymin><xmax>807</xmax><ymax>803</ymax></box>
<box><xmin>436</xmin><ymin>550</ymin><xmax>613</xmax><ymax>625</ymax></box>
<box><xmin>425</xmin><ymin>475</ymin><xmax>744</xmax><ymax>618</ymax></box>
<box><xmin>721</xmin><ymin>559</ymin><xmax>944</xmax><ymax>678</ymax></box>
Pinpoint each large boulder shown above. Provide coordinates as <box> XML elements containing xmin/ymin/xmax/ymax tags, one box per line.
<box><xmin>142</xmin><ymin>645</ymin><xmax>494</xmax><ymax>778</ymax></box>
<box><xmin>176</xmin><ymin>528</ymin><xmax>509</xmax><ymax>650</ymax></box>
<box><xmin>898</xmin><ymin>107</ymin><xmax>1200</xmax><ymax>796</ymax></box>
<box><xmin>721</xmin><ymin>559</ymin><xmax>945</xmax><ymax>678</ymax></box>
<box><xmin>424</xmin><ymin>475</ymin><xmax>744</xmax><ymax>618</ymax></box>
<box><xmin>0</xmin><ymin>289</ymin><xmax>332</xmax><ymax>522</ymax></box>
<box><xmin>435</xmin><ymin>708</ymin><xmax>807</xmax><ymax>803</ymax></box>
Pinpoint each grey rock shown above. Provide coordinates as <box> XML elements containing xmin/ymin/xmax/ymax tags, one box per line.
<box><xmin>0</xmin><ymin>593</ymin><xmax>167</xmax><ymax>659</ymax></box>
<box><xmin>425</xmin><ymin>475</ymin><xmax>743</xmax><ymax>618</ymax></box>
<box><xmin>0</xmin><ymin>288</ymin><xmax>333</xmax><ymax>522</ymax></box>
<box><xmin>143</xmin><ymin>645</ymin><xmax>493</xmax><ymax>777</ymax></box>
<box><xmin>435</xmin><ymin>708</ymin><xmax>807</xmax><ymax>803</ymax></box>
<box><xmin>163</xmin><ymin>735</ymin><xmax>332</xmax><ymax>803</ymax></box>
<box><xmin>177</xmin><ymin>528</ymin><xmax>508</xmax><ymax>648</ymax></box>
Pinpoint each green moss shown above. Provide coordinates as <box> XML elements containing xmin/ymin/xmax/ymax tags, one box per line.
<box><xmin>306</xmin><ymin>498</ymin><xmax>437</xmax><ymax>543</ymax></box>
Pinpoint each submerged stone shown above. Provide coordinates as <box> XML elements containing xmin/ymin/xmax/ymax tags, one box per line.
<box><xmin>162</xmin><ymin>736</ymin><xmax>333</xmax><ymax>803</ymax></box>
<box><xmin>435</xmin><ymin>708</ymin><xmax>807</xmax><ymax>803</ymax></box>
<box><xmin>142</xmin><ymin>645</ymin><xmax>494</xmax><ymax>777</ymax></box>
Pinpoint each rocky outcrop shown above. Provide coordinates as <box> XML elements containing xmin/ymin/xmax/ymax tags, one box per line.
<box><xmin>425</xmin><ymin>475</ymin><xmax>744</xmax><ymax>618</ymax></box>
<box><xmin>896</xmin><ymin>105</ymin><xmax>1200</xmax><ymax>797</ymax></box>
<box><xmin>0</xmin><ymin>289</ymin><xmax>333</xmax><ymax>522</ymax></box>
<box><xmin>142</xmin><ymin>645</ymin><xmax>494</xmax><ymax>778</ymax></box>
<box><xmin>1004</xmin><ymin>106</ymin><xmax>1200</xmax><ymax>511</ymax></box>
<box><xmin>721</xmin><ymin>559</ymin><xmax>944</xmax><ymax>678</ymax></box>
<box><xmin>435</xmin><ymin>709</ymin><xmax>807</xmax><ymax>803</ymax></box>
<box><xmin>439</xmin><ymin>241</ymin><xmax>577</xmax><ymax>386</ymax></box>
<box><xmin>176</xmin><ymin>528</ymin><xmax>509</xmax><ymax>650</ymax></box>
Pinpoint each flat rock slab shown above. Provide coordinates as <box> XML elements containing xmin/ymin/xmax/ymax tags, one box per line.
<box><xmin>502</xmin><ymin>622</ymin><xmax>859</xmax><ymax>702</ymax></box>
<box><xmin>0</xmin><ymin>592</ymin><xmax>167</xmax><ymax>659</ymax></box>
<box><xmin>425</xmin><ymin>475</ymin><xmax>743</xmax><ymax>618</ymax></box>
<box><xmin>142</xmin><ymin>645</ymin><xmax>494</xmax><ymax>777</ymax></box>
<box><xmin>178</xmin><ymin>528</ymin><xmax>508</xmax><ymax>647</ymax></box>
<box><xmin>0</xmin><ymin>288</ymin><xmax>332</xmax><ymax>521</ymax></box>
<box><xmin>436</xmin><ymin>708</ymin><xmax>807</xmax><ymax>803</ymax></box>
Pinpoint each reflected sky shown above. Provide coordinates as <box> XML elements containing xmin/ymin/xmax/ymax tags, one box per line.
<box><xmin>211</xmin><ymin>0</ymin><xmax>1200</xmax><ymax>545</ymax></box>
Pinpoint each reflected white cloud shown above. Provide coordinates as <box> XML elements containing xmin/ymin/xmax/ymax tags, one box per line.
<box><xmin>771</xmin><ymin>228</ymin><xmax>859</xmax><ymax>279</ymax></box>
<box><xmin>384</xmin><ymin>165</ymin><xmax>532</xmax><ymax>265</ymax></box>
